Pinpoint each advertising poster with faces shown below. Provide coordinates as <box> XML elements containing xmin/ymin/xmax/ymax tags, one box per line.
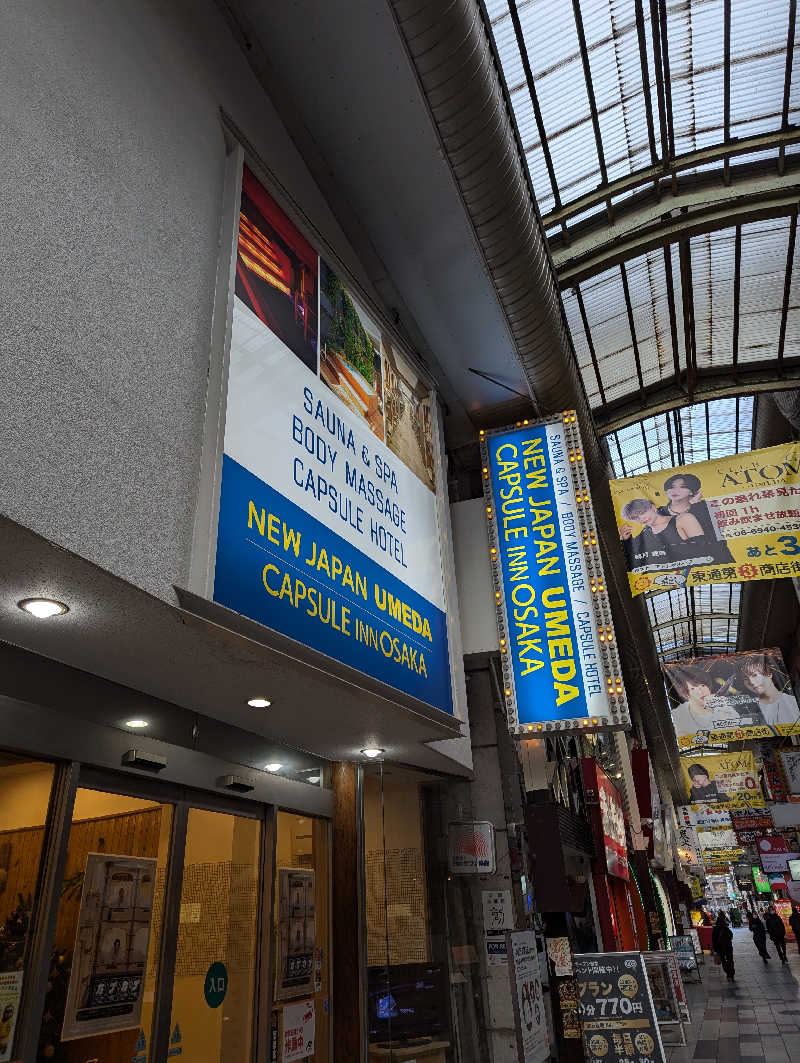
<box><xmin>275</xmin><ymin>869</ymin><xmax>316</xmax><ymax>1000</ymax></box>
<box><xmin>663</xmin><ymin>648</ymin><xmax>800</xmax><ymax>749</ymax></box>
<box><xmin>61</xmin><ymin>854</ymin><xmax>157</xmax><ymax>1041</ymax></box>
<box><xmin>680</xmin><ymin>751</ymin><xmax>765</xmax><ymax>810</ymax></box>
<box><xmin>609</xmin><ymin>441</ymin><xmax>800</xmax><ymax>597</ymax></box>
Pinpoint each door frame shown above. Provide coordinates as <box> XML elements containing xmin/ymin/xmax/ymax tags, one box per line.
<box><xmin>13</xmin><ymin>762</ymin><xmax>286</xmax><ymax>1063</ymax></box>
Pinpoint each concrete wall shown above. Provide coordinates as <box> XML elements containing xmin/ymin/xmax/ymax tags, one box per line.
<box><xmin>0</xmin><ymin>0</ymin><xmax>380</xmax><ymax>603</ymax></box>
<box><xmin>451</xmin><ymin>499</ymin><xmax>499</xmax><ymax>655</ymax></box>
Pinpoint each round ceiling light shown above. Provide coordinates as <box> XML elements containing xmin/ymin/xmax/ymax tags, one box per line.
<box><xmin>247</xmin><ymin>697</ymin><xmax>272</xmax><ymax>708</ymax></box>
<box><xmin>125</xmin><ymin>719</ymin><xmax>149</xmax><ymax>729</ymax></box>
<box><xmin>361</xmin><ymin>747</ymin><xmax>385</xmax><ymax>759</ymax></box>
<box><xmin>17</xmin><ymin>598</ymin><xmax>69</xmax><ymax>618</ymax></box>
<box><xmin>265</xmin><ymin>762</ymin><xmax>282</xmax><ymax>773</ymax></box>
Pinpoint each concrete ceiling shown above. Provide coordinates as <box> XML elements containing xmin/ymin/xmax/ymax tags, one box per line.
<box><xmin>220</xmin><ymin>0</ymin><xmax>532</xmax><ymax>445</ymax></box>
<box><xmin>0</xmin><ymin>516</ymin><xmax>466</xmax><ymax>775</ymax></box>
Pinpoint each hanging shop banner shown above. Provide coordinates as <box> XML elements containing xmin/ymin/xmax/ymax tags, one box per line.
<box><xmin>760</xmin><ymin>850</ymin><xmax>800</xmax><ymax>874</ymax></box>
<box><xmin>753</xmin><ymin>866</ymin><xmax>772</xmax><ymax>892</ymax></box>
<box><xmin>780</xmin><ymin>750</ymin><xmax>800</xmax><ymax>794</ymax></box>
<box><xmin>214</xmin><ymin>165</ymin><xmax>452</xmax><ymax>714</ymax></box>
<box><xmin>447</xmin><ymin>821</ymin><xmax>496</xmax><ymax>874</ymax></box>
<box><xmin>701</xmin><ymin>847</ymin><xmax>745</xmax><ymax>872</ymax></box>
<box><xmin>507</xmin><ymin>930</ymin><xmax>550</xmax><ymax>1063</ymax></box>
<box><xmin>583</xmin><ymin>760</ymin><xmax>629</xmax><ymax>880</ymax></box>
<box><xmin>482</xmin><ymin>416</ymin><xmax>629</xmax><ymax>736</ymax></box>
<box><xmin>275</xmin><ymin>868</ymin><xmax>315</xmax><ymax>1001</ymax></box>
<box><xmin>697</xmin><ymin>828</ymin><xmax>737</xmax><ymax>849</ymax></box>
<box><xmin>61</xmin><ymin>854</ymin><xmax>157</xmax><ymax>1041</ymax></box>
<box><xmin>574</xmin><ymin>952</ymin><xmax>666</xmax><ymax>1063</ymax></box>
<box><xmin>731</xmin><ymin>808</ymin><xmax>775</xmax><ymax>845</ymax></box>
<box><xmin>681</xmin><ymin>751</ymin><xmax>765</xmax><ymax>810</ymax></box>
<box><xmin>680</xmin><ymin>804</ymin><xmax>732</xmax><ymax>829</ymax></box>
<box><xmin>662</xmin><ymin>648</ymin><xmax>800</xmax><ymax>748</ymax></box>
<box><xmin>609</xmin><ymin>440</ymin><xmax>800</xmax><ymax>597</ymax></box>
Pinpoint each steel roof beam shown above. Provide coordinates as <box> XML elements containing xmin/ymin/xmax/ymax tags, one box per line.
<box><xmin>779</xmin><ymin>0</ymin><xmax>797</xmax><ymax>176</ymax></box>
<box><xmin>649</xmin><ymin>613</ymin><xmax>739</xmax><ymax>634</ymax></box>
<box><xmin>542</xmin><ymin>128</ymin><xmax>800</xmax><ymax>229</ymax></box>
<box><xmin>593</xmin><ymin>362</ymin><xmax>800</xmax><ymax>433</ymax></box>
<box><xmin>554</xmin><ymin>177</ymin><xmax>800</xmax><ymax>287</ymax></box>
<box><xmin>778</xmin><ymin>211</ymin><xmax>798</xmax><ymax>373</ymax></box>
<box><xmin>723</xmin><ymin>0</ymin><xmax>731</xmax><ymax>186</ymax></box>
<box><xmin>507</xmin><ymin>0</ymin><xmax>564</xmax><ymax>225</ymax></box>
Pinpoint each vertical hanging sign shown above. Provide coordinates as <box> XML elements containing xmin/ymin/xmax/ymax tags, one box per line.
<box><xmin>481</xmin><ymin>414</ymin><xmax>628</xmax><ymax>736</ymax></box>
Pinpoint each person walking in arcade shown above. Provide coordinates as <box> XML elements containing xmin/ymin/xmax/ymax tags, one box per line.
<box><xmin>712</xmin><ymin>911</ymin><xmax>736</xmax><ymax>981</ymax></box>
<box><xmin>765</xmin><ymin>906</ymin><xmax>788</xmax><ymax>964</ymax></box>
<box><xmin>748</xmin><ymin>912</ymin><xmax>771</xmax><ymax>963</ymax></box>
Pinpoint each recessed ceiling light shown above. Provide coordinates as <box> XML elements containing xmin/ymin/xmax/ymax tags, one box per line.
<box><xmin>361</xmin><ymin>747</ymin><xmax>384</xmax><ymax>759</ymax></box>
<box><xmin>17</xmin><ymin>598</ymin><xmax>69</xmax><ymax>618</ymax></box>
<box><xmin>265</xmin><ymin>762</ymin><xmax>282</xmax><ymax>773</ymax></box>
<box><xmin>247</xmin><ymin>697</ymin><xmax>272</xmax><ymax>708</ymax></box>
<box><xmin>125</xmin><ymin>719</ymin><xmax>149</xmax><ymax>729</ymax></box>
<box><xmin>308</xmin><ymin>775</ymin><xmax>321</xmax><ymax>785</ymax></box>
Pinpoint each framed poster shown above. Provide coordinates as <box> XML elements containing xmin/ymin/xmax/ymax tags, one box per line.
<box><xmin>275</xmin><ymin>868</ymin><xmax>316</xmax><ymax>1000</ymax></box>
<box><xmin>687</xmin><ymin>928</ymin><xmax>704</xmax><ymax>965</ymax></box>
<box><xmin>668</xmin><ymin>935</ymin><xmax>700</xmax><ymax>983</ymax></box>
<box><xmin>507</xmin><ymin>930</ymin><xmax>550</xmax><ymax>1063</ymax></box>
<box><xmin>61</xmin><ymin>854</ymin><xmax>157</xmax><ymax>1041</ymax></box>
<box><xmin>574</xmin><ymin>952</ymin><xmax>666</xmax><ymax>1063</ymax></box>
<box><xmin>0</xmin><ymin>970</ymin><xmax>23</xmax><ymax>1062</ymax></box>
<box><xmin>661</xmin><ymin>951</ymin><xmax>690</xmax><ymax>1023</ymax></box>
<box><xmin>642</xmin><ymin>954</ymin><xmax>681</xmax><ymax>1027</ymax></box>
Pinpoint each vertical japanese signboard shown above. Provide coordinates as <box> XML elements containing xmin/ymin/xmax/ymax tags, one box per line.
<box><xmin>212</xmin><ymin>165</ymin><xmax>453</xmax><ymax>715</ymax></box>
<box><xmin>482</xmin><ymin>414</ymin><xmax>629</xmax><ymax>736</ymax></box>
<box><xmin>574</xmin><ymin>952</ymin><xmax>666</xmax><ymax>1063</ymax></box>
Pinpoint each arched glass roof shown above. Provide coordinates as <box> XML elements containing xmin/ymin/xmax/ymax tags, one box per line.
<box><xmin>486</xmin><ymin>0</ymin><xmax>799</xmax><ymax>424</ymax></box>
<box><xmin>485</xmin><ymin>1</ymin><xmax>797</xmax><ymax>679</ymax></box>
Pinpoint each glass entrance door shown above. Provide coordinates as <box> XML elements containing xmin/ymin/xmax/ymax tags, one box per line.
<box><xmin>38</xmin><ymin>788</ymin><xmax>173</xmax><ymax>1063</ymax></box>
<box><xmin>167</xmin><ymin>807</ymin><xmax>261</xmax><ymax>1063</ymax></box>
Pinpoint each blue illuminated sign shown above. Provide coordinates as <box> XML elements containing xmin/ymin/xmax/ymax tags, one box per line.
<box><xmin>215</xmin><ymin>456</ymin><xmax>452</xmax><ymax>714</ymax></box>
<box><xmin>485</xmin><ymin>423</ymin><xmax>610</xmax><ymax>728</ymax></box>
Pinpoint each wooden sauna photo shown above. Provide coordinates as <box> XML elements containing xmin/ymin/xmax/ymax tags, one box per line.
<box><xmin>319</xmin><ymin>261</ymin><xmax>385</xmax><ymax>440</ymax></box>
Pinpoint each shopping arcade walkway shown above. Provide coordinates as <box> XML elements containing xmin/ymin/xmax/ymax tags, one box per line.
<box><xmin>667</xmin><ymin>928</ymin><xmax>800</xmax><ymax>1062</ymax></box>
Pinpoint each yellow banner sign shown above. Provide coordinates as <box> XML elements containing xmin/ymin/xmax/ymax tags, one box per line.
<box><xmin>608</xmin><ymin>441</ymin><xmax>800</xmax><ymax>595</ymax></box>
<box><xmin>682</xmin><ymin>751</ymin><xmax>765</xmax><ymax>810</ymax></box>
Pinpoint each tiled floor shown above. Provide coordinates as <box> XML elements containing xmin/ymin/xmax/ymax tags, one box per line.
<box><xmin>666</xmin><ymin>928</ymin><xmax>800</xmax><ymax>1062</ymax></box>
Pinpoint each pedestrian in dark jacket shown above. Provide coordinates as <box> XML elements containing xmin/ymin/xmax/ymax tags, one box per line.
<box><xmin>748</xmin><ymin>914</ymin><xmax>771</xmax><ymax>963</ymax></box>
<box><xmin>712</xmin><ymin>911</ymin><xmax>735</xmax><ymax>981</ymax></box>
<box><xmin>789</xmin><ymin>907</ymin><xmax>800</xmax><ymax>955</ymax></box>
<box><xmin>765</xmin><ymin>908</ymin><xmax>788</xmax><ymax>964</ymax></box>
